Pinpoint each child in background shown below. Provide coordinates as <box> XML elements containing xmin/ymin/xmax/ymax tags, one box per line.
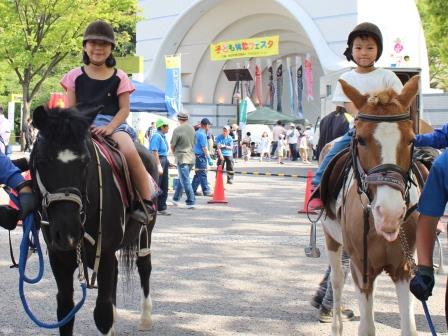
<box><xmin>277</xmin><ymin>134</ymin><xmax>286</xmax><ymax>165</ymax></box>
<box><xmin>259</xmin><ymin>131</ymin><xmax>271</xmax><ymax>162</ymax></box>
<box><xmin>241</xmin><ymin>132</ymin><xmax>252</xmax><ymax>161</ymax></box>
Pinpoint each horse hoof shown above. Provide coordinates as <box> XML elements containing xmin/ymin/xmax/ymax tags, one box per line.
<box><xmin>138</xmin><ymin>318</ymin><xmax>153</xmax><ymax>331</ymax></box>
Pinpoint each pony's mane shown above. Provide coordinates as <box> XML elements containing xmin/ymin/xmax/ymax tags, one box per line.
<box><xmin>38</xmin><ymin>106</ymin><xmax>91</xmax><ymax>145</ymax></box>
<box><xmin>361</xmin><ymin>88</ymin><xmax>405</xmax><ymax>116</ymax></box>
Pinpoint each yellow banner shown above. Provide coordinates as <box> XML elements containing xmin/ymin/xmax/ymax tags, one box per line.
<box><xmin>210</xmin><ymin>36</ymin><xmax>279</xmax><ymax>61</ymax></box>
<box><xmin>165</xmin><ymin>55</ymin><xmax>181</xmax><ymax>69</ymax></box>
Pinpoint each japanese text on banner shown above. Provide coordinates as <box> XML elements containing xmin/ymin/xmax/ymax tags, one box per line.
<box><xmin>211</xmin><ymin>36</ymin><xmax>279</xmax><ymax>61</ymax></box>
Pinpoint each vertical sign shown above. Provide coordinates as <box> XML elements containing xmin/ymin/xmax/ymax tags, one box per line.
<box><xmin>165</xmin><ymin>55</ymin><xmax>182</xmax><ymax>119</ymax></box>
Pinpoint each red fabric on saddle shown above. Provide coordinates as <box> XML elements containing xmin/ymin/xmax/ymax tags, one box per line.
<box><xmin>91</xmin><ymin>134</ymin><xmax>134</xmax><ymax>208</ymax></box>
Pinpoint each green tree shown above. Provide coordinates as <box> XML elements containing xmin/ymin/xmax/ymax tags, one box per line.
<box><xmin>0</xmin><ymin>0</ymin><xmax>138</xmax><ymax>142</ymax></box>
<box><xmin>417</xmin><ymin>0</ymin><xmax>448</xmax><ymax>90</ymax></box>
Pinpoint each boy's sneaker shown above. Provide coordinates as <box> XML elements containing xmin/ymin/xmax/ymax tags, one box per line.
<box><xmin>318</xmin><ymin>307</ymin><xmax>355</xmax><ymax>323</ymax></box>
<box><xmin>186</xmin><ymin>204</ymin><xmax>195</xmax><ymax>209</ymax></box>
<box><xmin>158</xmin><ymin>209</ymin><xmax>171</xmax><ymax>216</ymax></box>
<box><xmin>171</xmin><ymin>198</ymin><xmax>180</xmax><ymax>206</ymax></box>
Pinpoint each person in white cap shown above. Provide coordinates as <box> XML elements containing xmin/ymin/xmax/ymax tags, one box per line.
<box><xmin>215</xmin><ymin>125</ymin><xmax>235</xmax><ymax>184</ymax></box>
<box><xmin>170</xmin><ymin>111</ymin><xmax>196</xmax><ymax>209</ymax></box>
<box><xmin>286</xmin><ymin>123</ymin><xmax>299</xmax><ymax>161</ymax></box>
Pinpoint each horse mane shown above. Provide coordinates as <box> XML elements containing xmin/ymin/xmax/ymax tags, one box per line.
<box><xmin>36</xmin><ymin>106</ymin><xmax>91</xmax><ymax>146</ymax></box>
<box><xmin>361</xmin><ymin>88</ymin><xmax>406</xmax><ymax>116</ymax></box>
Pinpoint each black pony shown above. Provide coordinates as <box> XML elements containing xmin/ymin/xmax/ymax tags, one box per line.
<box><xmin>30</xmin><ymin>104</ymin><xmax>157</xmax><ymax>335</ymax></box>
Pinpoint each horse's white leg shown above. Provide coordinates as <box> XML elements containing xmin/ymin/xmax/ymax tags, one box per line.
<box><xmin>329</xmin><ymin>246</ymin><xmax>344</xmax><ymax>336</ymax></box>
<box><xmin>138</xmin><ymin>292</ymin><xmax>153</xmax><ymax>330</ymax></box>
<box><xmin>395</xmin><ymin>280</ymin><xmax>417</xmax><ymax>336</ymax></box>
<box><xmin>356</xmin><ymin>283</ymin><xmax>376</xmax><ymax>336</ymax></box>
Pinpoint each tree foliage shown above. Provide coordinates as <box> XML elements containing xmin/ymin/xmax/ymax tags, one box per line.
<box><xmin>0</xmin><ymin>0</ymin><xmax>138</xmax><ymax>133</ymax></box>
<box><xmin>417</xmin><ymin>0</ymin><xmax>448</xmax><ymax>90</ymax></box>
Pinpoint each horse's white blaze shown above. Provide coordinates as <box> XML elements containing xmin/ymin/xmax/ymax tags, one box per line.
<box><xmin>372</xmin><ymin>122</ymin><xmax>406</xmax><ymax>239</ymax></box>
<box><xmin>356</xmin><ymin>285</ymin><xmax>376</xmax><ymax>336</ymax></box>
<box><xmin>394</xmin><ymin>281</ymin><xmax>417</xmax><ymax>336</ymax></box>
<box><xmin>138</xmin><ymin>293</ymin><xmax>153</xmax><ymax>331</ymax></box>
<box><xmin>57</xmin><ymin>149</ymin><xmax>79</xmax><ymax>163</ymax></box>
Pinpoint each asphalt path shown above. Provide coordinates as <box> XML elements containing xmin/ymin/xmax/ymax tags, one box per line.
<box><xmin>0</xmin><ymin>157</ymin><xmax>446</xmax><ymax>335</ymax></box>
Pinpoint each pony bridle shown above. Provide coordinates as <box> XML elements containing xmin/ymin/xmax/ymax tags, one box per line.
<box><xmin>35</xmin><ymin>169</ymin><xmax>85</xmax><ymax>223</ymax></box>
<box><xmin>352</xmin><ymin>112</ymin><xmax>414</xmax><ymax>207</ymax></box>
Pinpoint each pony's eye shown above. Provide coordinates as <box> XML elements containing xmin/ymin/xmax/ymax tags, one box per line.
<box><xmin>357</xmin><ymin>137</ymin><xmax>366</xmax><ymax>146</ymax></box>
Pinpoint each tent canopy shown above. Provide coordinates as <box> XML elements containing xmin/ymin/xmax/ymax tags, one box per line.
<box><xmin>130</xmin><ymin>80</ymin><xmax>168</xmax><ymax>112</ymax></box>
<box><xmin>247</xmin><ymin>107</ymin><xmax>303</xmax><ymax>125</ymax></box>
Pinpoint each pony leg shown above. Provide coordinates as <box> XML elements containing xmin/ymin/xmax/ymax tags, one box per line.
<box><xmin>355</xmin><ymin>281</ymin><xmax>376</xmax><ymax>336</ymax></box>
<box><xmin>329</xmin><ymin>246</ymin><xmax>344</xmax><ymax>336</ymax></box>
<box><xmin>49</xmin><ymin>250</ymin><xmax>77</xmax><ymax>336</ymax></box>
<box><xmin>394</xmin><ymin>280</ymin><xmax>417</xmax><ymax>336</ymax></box>
<box><xmin>137</xmin><ymin>252</ymin><xmax>153</xmax><ymax>330</ymax></box>
<box><xmin>94</xmin><ymin>254</ymin><xmax>117</xmax><ymax>336</ymax></box>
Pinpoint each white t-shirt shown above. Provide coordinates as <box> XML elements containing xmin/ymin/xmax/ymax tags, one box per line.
<box><xmin>286</xmin><ymin>128</ymin><xmax>299</xmax><ymax>144</ymax></box>
<box><xmin>332</xmin><ymin>68</ymin><xmax>403</xmax><ymax>106</ymax></box>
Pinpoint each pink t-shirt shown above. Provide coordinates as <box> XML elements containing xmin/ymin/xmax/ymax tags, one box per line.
<box><xmin>60</xmin><ymin>67</ymin><xmax>135</xmax><ymax>116</ymax></box>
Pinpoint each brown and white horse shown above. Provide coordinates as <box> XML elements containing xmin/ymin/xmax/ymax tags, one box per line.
<box><xmin>322</xmin><ymin>76</ymin><xmax>423</xmax><ymax>336</ymax></box>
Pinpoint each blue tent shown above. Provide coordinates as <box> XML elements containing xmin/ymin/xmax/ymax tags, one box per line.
<box><xmin>130</xmin><ymin>80</ymin><xmax>168</xmax><ymax>112</ymax></box>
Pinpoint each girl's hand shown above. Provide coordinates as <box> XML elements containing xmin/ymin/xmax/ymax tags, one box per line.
<box><xmin>91</xmin><ymin>125</ymin><xmax>114</xmax><ymax>137</ymax></box>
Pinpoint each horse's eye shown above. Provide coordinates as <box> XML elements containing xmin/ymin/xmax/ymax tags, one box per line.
<box><xmin>357</xmin><ymin>137</ymin><xmax>366</xmax><ymax>146</ymax></box>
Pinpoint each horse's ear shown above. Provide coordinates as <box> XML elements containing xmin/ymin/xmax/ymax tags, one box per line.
<box><xmin>32</xmin><ymin>105</ymin><xmax>48</xmax><ymax>131</ymax></box>
<box><xmin>397</xmin><ymin>75</ymin><xmax>420</xmax><ymax>109</ymax></box>
<box><xmin>338</xmin><ymin>79</ymin><xmax>368</xmax><ymax>110</ymax></box>
<box><xmin>76</xmin><ymin>104</ymin><xmax>103</xmax><ymax>125</ymax></box>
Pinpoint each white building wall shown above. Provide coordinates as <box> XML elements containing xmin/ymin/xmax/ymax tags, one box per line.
<box><xmin>136</xmin><ymin>0</ymin><xmax>430</xmax><ymax>125</ymax></box>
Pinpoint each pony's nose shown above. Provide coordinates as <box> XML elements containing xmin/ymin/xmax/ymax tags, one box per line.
<box><xmin>374</xmin><ymin>205</ymin><xmax>406</xmax><ymax>223</ymax></box>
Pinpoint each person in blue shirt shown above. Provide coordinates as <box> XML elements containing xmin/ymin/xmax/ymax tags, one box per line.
<box><xmin>192</xmin><ymin>118</ymin><xmax>213</xmax><ymax>196</ymax></box>
<box><xmin>150</xmin><ymin>119</ymin><xmax>171</xmax><ymax>215</ymax></box>
<box><xmin>0</xmin><ymin>153</ymin><xmax>36</xmax><ymax>230</ymax></box>
<box><xmin>410</xmin><ymin>124</ymin><xmax>448</xmax><ymax>307</ymax></box>
<box><xmin>215</xmin><ymin>125</ymin><xmax>235</xmax><ymax>184</ymax></box>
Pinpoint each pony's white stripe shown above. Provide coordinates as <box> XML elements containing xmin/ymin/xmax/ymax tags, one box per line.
<box><xmin>373</xmin><ymin>122</ymin><xmax>400</xmax><ymax>164</ymax></box>
<box><xmin>139</xmin><ymin>293</ymin><xmax>153</xmax><ymax>330</ymax></box>
<box><xmin>394</xmin><ymin>281</ymin><xmax>417</xmax><ymax>336</ymax></box>
<box><xmin>57</xmin><ymin>149</ymin><xmax>79</xmax><ymax>163</ymax></box>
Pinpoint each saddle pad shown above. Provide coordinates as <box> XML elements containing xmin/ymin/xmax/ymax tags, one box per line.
<box><xmin>91</xmin><ymin>133</ymin><xmax>133</xmax><ymax>208</ymax></box>
<box><xmin>320</xmin><ymin>147</ymin><xmax>351</xmax><ymax>220</ymax></box>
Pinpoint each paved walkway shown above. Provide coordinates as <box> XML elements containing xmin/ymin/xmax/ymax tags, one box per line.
<box><xmin>0</xmin><ymin>157</ymin><xmax>446</xmax><ymax>335</ymax></box>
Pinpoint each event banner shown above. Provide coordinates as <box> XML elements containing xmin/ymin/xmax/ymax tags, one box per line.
<box><xmin>211</xmin><ymin>36</ymin><xmax>279</xmax><ymax>61</ymax></box>
<box><xmin>165</xmin><ymin>55</ymin><xmax>182</xmax><ymax>119</ymax></box>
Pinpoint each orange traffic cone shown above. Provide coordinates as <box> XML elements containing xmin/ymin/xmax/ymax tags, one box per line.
<box><xmin>298</xmin><ymin>169</ymin><xmax>316</xmax><ymax>214</ymax></box>
<box><xmin>208</xmin><ymin>165</ymin><xmax>228</xmax><ymax>204</ymax></box>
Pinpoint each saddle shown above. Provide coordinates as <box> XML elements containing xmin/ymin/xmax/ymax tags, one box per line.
<box><xmin>319</xmin><ymin>147</ymin><xmax>351</xmax><ymax>220</ymax></box>
<box><xmin>91</xmin><ymin>133</ymin><xmax>134</xmax><ymax>208</ymax></box>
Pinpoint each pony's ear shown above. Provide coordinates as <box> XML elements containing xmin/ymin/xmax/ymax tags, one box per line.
<box><xmin>76</xmin><ymin>104</ymin><xmax>103</xmax><ymax>125</ymax></box>
<box><xmin>338</xmin><ymin>79</ymin><xmax>368</xmax><ymax>110</ymax></box>
<box><xmin>32</xmin><ymin>105</ymin><xmax>48</xmax><ymax>131</ymax></box>
<box><xmin>397</xmin><ymin>75</ymin><xmax>420</xmax><ymax>109</ymax></box>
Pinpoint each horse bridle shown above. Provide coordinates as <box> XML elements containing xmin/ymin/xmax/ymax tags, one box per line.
<box><xmin>351</xmin><ymin>112</ymin><xmax>417</xmax><ymax>286</ymax></box>
<box><xmin>352</xmin><ymin>112</ymin><xmax>414</xmax><ymax>204</ymax></box>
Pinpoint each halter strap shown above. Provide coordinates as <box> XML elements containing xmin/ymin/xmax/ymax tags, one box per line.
<box><xmin>357</xmin><ymin>113</ymin><xmax>410</xmax><ymax>122</ymax></box>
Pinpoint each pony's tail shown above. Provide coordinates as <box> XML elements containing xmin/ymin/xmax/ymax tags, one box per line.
<box><xmin>119</xmin><ymin>243</ymin><xmax>138</xmax><ymax>287</ymax></box>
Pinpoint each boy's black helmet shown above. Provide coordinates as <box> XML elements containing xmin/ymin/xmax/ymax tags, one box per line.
<box><xmin>83</xmin><ymin>20</ymin><xmax>115</xmax><ymax>46</ymax></box>
<box><xmin>343</xmin><ymin>22</ymin><xmax>383</xmax><ymax>62</ymax></box>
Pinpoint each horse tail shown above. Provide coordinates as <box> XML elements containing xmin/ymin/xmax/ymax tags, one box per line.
<box><xmin>119</xmin><ymin>243</ymin><xmax>138</xmax><ymax>286</ymax></box>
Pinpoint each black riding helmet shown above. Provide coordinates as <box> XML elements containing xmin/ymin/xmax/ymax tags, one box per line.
<box><xmin>343</xmin><ymin>22</ymin><xmax>383</xmax><ymax>63</ymax></box>
<box><xmin>83</xmin><ymin>20</ymin><xmax>115</xmax><ymax>47</ymax></box>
